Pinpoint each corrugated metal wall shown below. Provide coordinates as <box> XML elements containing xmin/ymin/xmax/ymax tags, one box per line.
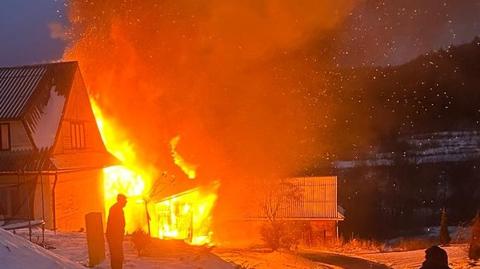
<box><xmin>277</xmin><ymin>176</ymin><xmax>339</xmax><ymax>219</ymax></box>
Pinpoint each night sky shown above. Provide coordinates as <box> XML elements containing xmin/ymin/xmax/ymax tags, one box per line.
<box><xmin>0</xmin><ymin>0</ymin><xmax>67</xmax><ymax>66</ymax></box>
<box><xmin>0</xmin><ymin>0</ymin><xmax>479</xmax><ymax>67</ymax></box>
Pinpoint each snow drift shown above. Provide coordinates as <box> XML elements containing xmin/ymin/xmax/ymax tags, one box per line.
<box><xmin>0</xmin><ymin>228</ymin><xmax>82</xmax><ymax>269</ymax></box>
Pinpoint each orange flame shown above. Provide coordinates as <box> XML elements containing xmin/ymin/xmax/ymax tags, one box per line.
<box><xmin>91</xmin><ymin>98</ymin><xmax>217</xmax><ymax>245</ymax></box>
<box><xmin>91</xmin><ymin>99</ymin><xmax>152</xmax><ymax>232</ymax></box>
<box><xmin>153</xmin><ymin>181</ymin><xmax>219</xmax><ymax>245</ymax></box>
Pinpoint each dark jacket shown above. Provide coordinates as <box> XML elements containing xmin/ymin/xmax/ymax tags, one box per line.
<box><xmin>106</xmin><ymin>202</ymin><xmax>125</xmax><ymax>243</ymax></box>
<box><xmin>420</xmin><ymin>246</ymin><xmax>451</xmax><ymax>269</ymax></box>
<box><xmin>420</xmin><ymin>261</ymin><xmax>451</xmax><ymax>269</ymax></box>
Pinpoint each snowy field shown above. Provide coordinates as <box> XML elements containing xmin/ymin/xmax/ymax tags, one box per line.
<box><xmin>215</xmin><ymin>248</ymin><xmax>329</xmax><ymax>269</ymax></box>
<box><xmin>5</xmin><ymin>228</ymin><xmax>329</xmax><ymax>269</ymax></box>
<box><xmin>40</xmin><ymin>230</ymin><xmax>234</xmax><ymax>268</ymax></box>
<box><xmin>6</xmin><ymin>228</ymin><xmax>233</xmax><ymax>269</ymax></box>
<box><xmin>7</xmin><ymin>227</ymin><xmax>480</xmax><ymax>269</ymax></box>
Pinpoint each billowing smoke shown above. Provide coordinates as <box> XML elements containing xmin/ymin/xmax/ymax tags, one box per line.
<box><xmin>64</xmin><ymin>0</ymin><xmax>358</xmax><ymax>237</ymax></box>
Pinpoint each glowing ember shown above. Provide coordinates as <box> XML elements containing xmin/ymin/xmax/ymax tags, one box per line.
<box><xmin>170</xmin><ymin>135</ymin><xmax>197</xmax><ymax>179</ymax></box>
<box><xmin>90</xmin><ymin>98</ymin><xmax>218</xmax><ymax>245</ymax></box>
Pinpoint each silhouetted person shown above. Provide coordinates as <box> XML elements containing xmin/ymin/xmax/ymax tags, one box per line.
<box><xmin>420</xmin><ymin>245</ymin><xmax>451</xmax><ymax>269</ymax></box>
<box><xmin>106</xmin><ymin>194</ymin><xmax>127</xmax><ymax>269</ymax></box>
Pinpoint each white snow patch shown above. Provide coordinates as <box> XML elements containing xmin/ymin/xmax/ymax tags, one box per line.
<box><xmin>19</xmin><ymin>229</ymin><xmax>236</xmax><ymax>269</ymax></box>
<box><xmin>12</xmin><ymin>229</ymin><xmax>332</xmax><ymax>269</ymax></box>
<box><xmin>30</xmin><ymin>86</ymin><xmax>66</xmax><ymax>149</ymax></box>
<box><xmin>0</xmin><ymin>228</ymin><xmax>83</xmax><ymax>269</ymax></box>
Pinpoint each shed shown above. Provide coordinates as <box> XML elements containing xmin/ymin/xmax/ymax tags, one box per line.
<box><xmin>256</xmin><ymin>176</ymin><xmax>345</xmax><ymax>243</ymax></box>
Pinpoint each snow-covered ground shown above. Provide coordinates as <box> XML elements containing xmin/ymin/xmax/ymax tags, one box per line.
<box><xmin>9</xmin><ymin>228</ymin><xmax>329</xmax><ymax>269</ymax></box>
<box><xmin>10</xmin><ymin>227</ymin><xmax>480</xmax><ymax>269</ymax></box>
<box><xmin>7</xmin><ymin>228</ymin><xmax>233</xmax><ymax>269</ymax></box>
<box><xmin>0</xmin><ymin>228</ymin><xmax>83</xmax><ymax>269</ymax></box>
<box><xmin>40</xmin><ymin>230</ymin><xmax>234</xmax><ymax>269</ymax></box>
<box><xmin>358</xmin><ymin>244</ymin><xmax>479</xmax><ymax>269</ymax></box>
<box><xmin>215</xmin><ymin>249</ymin><xmax>329</xmax><ymax>269</ymax></box>
<box><xmin>303</xmin><ymin>242</ymin><xmax>480</xmax><ymax>269</ymax></box>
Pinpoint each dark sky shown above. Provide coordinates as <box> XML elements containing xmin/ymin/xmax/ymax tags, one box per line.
<box><xmin>336</xmin><ymin>0</ymin><xmax>480</xmax><ymax>66</ymax></box>
<box><xmin>0</xmin><ymin>0</ymin><xmax>67</xmax><ymax>66</ymax></box>
<box><xmin>0</xmin><ymin>0</ymin><xmax>479</xmax><ymax>67</ymax></box>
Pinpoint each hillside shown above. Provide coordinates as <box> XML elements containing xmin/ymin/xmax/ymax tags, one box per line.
<box><xmin>304</xmin><ymin>38</ymin><xmax>480</xmax><ymax>239</ymax></box>
<box><xmin>313</xmin><ymin>37</ymin><xmax>480</xmax><ymax>162</ymax></box>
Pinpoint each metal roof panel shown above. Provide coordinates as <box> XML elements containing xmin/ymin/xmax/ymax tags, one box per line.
<box><xmin>0</xmin><ymin>65</ymin><xmax>47</xmax><ymax>119</ymax></box>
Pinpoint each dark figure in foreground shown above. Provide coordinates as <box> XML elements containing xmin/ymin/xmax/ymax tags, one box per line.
<box><xmin>420</xmin><ymin>246</ymin><xmax>451</xmax><ymax>269</ymax></box>
<box><xmin>106</xmin><ymin>194</ymin><xmax>127</xmax><ymax>269</ymax></box>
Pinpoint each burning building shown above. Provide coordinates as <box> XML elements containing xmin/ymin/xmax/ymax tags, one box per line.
<box><xmin>0</xmin><ymin>61</ymin><xmax>115</xmax><ymax>231</ymax></box>
<box><xmin>0</xmin><ymin>60</ymin><xmax>344</xmax><ymax>248</ymax></box>
<box><xmin>59</xmin><ymin>0</ymin><xmax>359</xmax><ymax>247</ymax></box>
<box><xmin>0</xmin><ymin>60</ymin><xmax>220</xmax><ymax>245</ymax></box>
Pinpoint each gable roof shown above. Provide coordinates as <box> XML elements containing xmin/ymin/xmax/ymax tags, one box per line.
<box><xmin>0</xmin><ymin>65</ymin><xmax>47</xmax><ymax>119</ymax></box>
<box><xmin>0</xmin><ymin>61</ymin><xmax>117</xmax><ymax>173</ymax></box>
<box><xmin>0</xmin><ymin>62</ymin><xmax>77</xmax><ymax>151</ymax></box>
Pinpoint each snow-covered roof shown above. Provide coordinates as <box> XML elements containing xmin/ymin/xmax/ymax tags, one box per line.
<box><xmin>0</xmin><ymin>62</ymin><xmax>77</xmax><ymax>151</ymax></box>
<box><xmin>0</xmin><ymin>62</ymin><xmax>117</xmax><ymax>172</ymax></box>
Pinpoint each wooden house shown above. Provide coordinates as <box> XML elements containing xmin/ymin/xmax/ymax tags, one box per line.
<box><xmin>0</xmin><ymin>61</ymin><xmax>115</xmax><ymax>231</ymax></box>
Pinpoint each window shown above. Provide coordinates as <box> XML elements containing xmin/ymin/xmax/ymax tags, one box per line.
<box><xmin>70</xmin><ymin>122</ymin><xmax>86</xmax><ymax>149</ymax></box>
<box><xmin>0</xmin><ymin>123</ymin><xmax>11</xmax><ymax>151</ymax></box>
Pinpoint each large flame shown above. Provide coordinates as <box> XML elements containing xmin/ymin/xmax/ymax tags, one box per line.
<box><xmin>90</xmin><ymin>98</ymin><xmax>217</xmax><ymax>245</ymax></box>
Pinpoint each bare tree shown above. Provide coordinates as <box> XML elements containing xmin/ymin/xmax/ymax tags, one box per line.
<box><xmin>259</xmin><ymin>179</ymin><xmax>303</xmax><ymax>250</ymax></box>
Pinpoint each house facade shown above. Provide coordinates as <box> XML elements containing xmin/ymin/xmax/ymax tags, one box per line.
<box><xmin>0</xmin><ymin>62</ymin><xmax>115</xmax><ymax>231</ymax></box>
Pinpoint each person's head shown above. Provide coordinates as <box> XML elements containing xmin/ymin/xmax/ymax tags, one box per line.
<box><xmin>117</xmin><ymin>193</ymin><xmax>127</xmax><ymax>208</ymax></box>
<box><xmin>424</xmin><ymin>245</ymin><xmax>448</xmax><ymax>266</ymax></box>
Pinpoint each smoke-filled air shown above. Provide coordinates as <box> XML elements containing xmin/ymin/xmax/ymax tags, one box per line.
<box><xmin>64</xmin><ymin>0</ymin><xmax>358</xmax><ymax>243</ymax></box>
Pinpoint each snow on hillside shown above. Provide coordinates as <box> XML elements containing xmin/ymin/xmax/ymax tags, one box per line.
<box><xmin>0</xmin><ymin>228</ymin><xmax>83</xmax><ymax>269</ymax></box>
<box><xmin>407</xmin><ymin>131</ymin><xmax>480</xmax><ymax>164</ymax></box>
<box><xmin>334</xmin><ymin>131</ymin><xmax>480</xmax><ymax>168</ymax></box>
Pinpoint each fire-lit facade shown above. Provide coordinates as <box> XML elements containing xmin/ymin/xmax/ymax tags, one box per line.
<box><xmin>247</xmin><ymin>176</ymin><xmax>344</xmax><ymax>245</ymax></box>
<box><xmin>0</xmin><ymin>61</ymin><xmax>115</xmax><ymax>231</ymax></box>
